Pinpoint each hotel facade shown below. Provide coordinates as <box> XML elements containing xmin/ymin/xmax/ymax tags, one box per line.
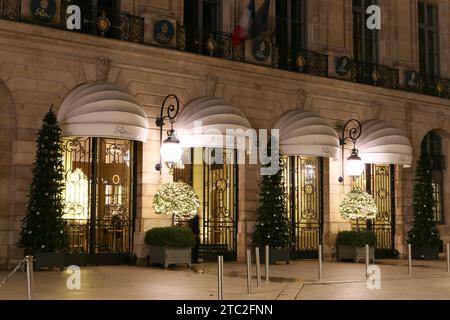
<box><xmin>0</xmin><ymin>0</ymin><xmax>450</xmax><ymax>268</ymax></box>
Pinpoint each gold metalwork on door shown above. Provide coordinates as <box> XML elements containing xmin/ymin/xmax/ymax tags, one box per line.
<box><xmin>62</xmin><ymin>137</ymin><xmax>135</xmax><ymax>255</ymax></box>
<box><xmin>284</xmin><ymin>156</ymin><xmax>323</xmax><ymax>258</ymax></box>
<box><xmin>352</xmin><ymin>164</ymin><xmax>395</xmax><ymax>251</ymax></box>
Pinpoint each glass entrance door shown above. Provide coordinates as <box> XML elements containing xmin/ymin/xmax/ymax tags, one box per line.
<box><xmin>284</xmin><ymin>156</ymin><xmax>323</xmax><ymax>259</ymax></box>
<box><xmin>62</xmin><ymin>137</ymin><xmax>136</xmax><ymax>265</ymax></box>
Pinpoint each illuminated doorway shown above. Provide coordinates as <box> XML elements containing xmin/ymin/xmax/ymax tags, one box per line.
<box><xmin>283</xmin><ymin>156</ymin><xmax>323</xmax><ymax>259</ymax></box>
<box><xmin>353</xmin><ymin>164</ymin><xmax>396</xmax><ymax>257</ymax></box>
<box><xmin>174</xmin><ymin>148</ymin><xmax>238</xmax><ymax>261</ymax></box>
<box><xmin>62</xmin><ymin>137</ymin><xmax>137</xmax><ymax>265</ymax></box>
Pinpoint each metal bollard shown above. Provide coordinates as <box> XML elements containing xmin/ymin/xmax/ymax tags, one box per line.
<box><xmin>408</xmin><ymin>244</ymin><xmax>412</xmax><ymax>275</ymax></box>
<box><xmin>255</xmin><ymin>247</ymin><xmax>261</xmax><ymax>287</ymax></box>
<box><xmin>265</xmin><ymin>245</ymin><xmax>270</xmax><ymax>282</ymax></box>
<box><xmin>217</xmin><ymin>256</ymin><xmax>224</xmax><ymax>300</ymax></box>
<box><xmin>318</xmin><ymin>245</ymin><xmax>323</xmax><ymax>280</ymax></box>
<box><xmin>25</xmin><ymin>255</ymin><xmax>34</xmax><ymax>301</ymax></box>
<box><xmin>246</xmin><ymin>249</ymin><xmax>252</xmax><ymax>294</ymax></box>
<box><xmin>365</xmin><ymin>244</ymin><xmax>370</xmax><ymax>278</ymax></box>
<box><xmin>447</xmin><ymin>243</ymin><xmax>450</xmax><ymax>273</ymax></box>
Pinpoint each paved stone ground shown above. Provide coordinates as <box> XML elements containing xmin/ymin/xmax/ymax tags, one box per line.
<box><xmin>1</xmin><ymin>258</ymin><xmax>450</xmax><ymax>300</ymax></box>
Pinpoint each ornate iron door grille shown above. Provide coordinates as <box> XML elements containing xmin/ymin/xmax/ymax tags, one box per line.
<box><xmin>284</xmin><ymin>156</ymin><xmax>323</xmax><ymax>259</ymax></box>
<box><xmin>202</xmin><ymin>148</ymin><xmax>238</xmax><ymax>261</ymax></box>
<box><xmin>62</xmin><ymin>137</ymin><xmax>137</xmax><ymax>265</ymax></box>
<box><xmin>353</xmin><ymin>164</ymin><xmax>396</xmax><ymax>257</ymax></box>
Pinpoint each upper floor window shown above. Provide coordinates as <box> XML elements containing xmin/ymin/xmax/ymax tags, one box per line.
<box><xmin>184</xmin><ymin>0</ymin><xmax>222</xmax><ymax>31</ymax></box>
<box><xmin>422</xmin><ymin>131</ymin><xmax>446</xmax><ymax>223</ymax></box>
<box><xmin>276</xmin><ymin>0</ymin><xmax>307</xmax><ymax>68</ymax></box>
<box><xmin>353</xmin><ymin>0</ymin><xmax>378</xmax><ymax>63</ymax></box>
<box><xmin>418</xmin><ymin>1</ymin><xmax>439</xmax><ymax>76</ymax></box>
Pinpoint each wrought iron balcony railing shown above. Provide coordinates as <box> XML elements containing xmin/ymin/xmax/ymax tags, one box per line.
<box><xmin>60</xmin><ymin>1</ymin><xmax>144</xmax><ymax>43</ymax></box>
<box><xmin>1</xmin><ymin>0</ymin><xmax>20</xmax><ymax>21</ymax></box>
<box><xmin>350</xmin><ymin>60</ymin><xmax>400</xmax><ymax>89</ymax></box>
<box><xmin>406</xmin><ymin>71</ymin><xmax>450</xmax><ymax>99</ymax></box>
<box><xmin>176</xmin><ymin>25</ymin><xmax>244</xmax><ymax>62</ymax></box>
<box><xmin>274</xmin><ymin>47</ymin><xmax>328</xmax><ymax>77</ymax></box>
<box><xmin>0</xmin><ymin>0</ymin><xmax>144</xmax><ymax>43</ymax></box>
<box><xmin>1</xmin><ymin>0</ymin><xmax>450</xmax><ymax>101</ymax></box>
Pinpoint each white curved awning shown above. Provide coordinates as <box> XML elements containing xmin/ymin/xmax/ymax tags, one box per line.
<box><xmin>174</xmin><ymin>97</ymin><xmax>252</xmax><ymax>148</ymax></box>
<box><xmin>357</xmin><ymin>120</ymin><xmax>413</xmax><ymax>167</ymax></box>
<box><xmin>274</xmin><ymin>109</ymin><xmax>339</xmax><ymax>158</ymax></box>
<box><xmin>57</xmin><ymin>82</ymin><xmax>149</xmax><ymax>142</ymax></box>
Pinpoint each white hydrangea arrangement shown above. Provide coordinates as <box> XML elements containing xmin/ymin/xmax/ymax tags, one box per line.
<box><xmin>153</xmin><ymin>182</ymin><xmax>200</xmax><ymax>220</ymax></box>
<box><xmin>339</xmin><ymin>189</ymin><xmax>378</xmax><ymax>221</ymax></box>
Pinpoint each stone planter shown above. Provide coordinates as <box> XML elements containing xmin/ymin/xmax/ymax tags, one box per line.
<box><xmin>259</xmin><ymin>247</ymin><xmax>290</xmax><ymax>264</ymax></box>
<box><xmin>337</xmin><ymin>245</ymin><xmax>374</xmax><ymax>263</ymax></box>
<box><xmin>148</xmin><ymin>245</ymin><xmax>192</xmax><ymax>268</ymax></box>
<box><xmin>32</xmin><ymin>251</ymin><xmax>65</xmax><ymax>270</ymax></box>
<box><xmin>411</xmin><ymin>246</ymin><xmax>439</xmax><ymax>260</ymax></box>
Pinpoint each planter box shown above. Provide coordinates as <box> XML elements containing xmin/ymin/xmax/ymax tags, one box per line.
<box><xmin>412</xmin><ymin>246</ymin><xmax>439</xmax><ymax>260</ymax></box>
<box><xmin>259</xmin><ymin>247</ymin><xmax>290</xmax><ymax>264</ymax></box>
<box><xmin>32</xmin><ymin>251</ymin><xmax>65</xmax><ymax>270</ymax></box>
<box><xmin>149</xmin><ymin>245</ymin><xmax>191</xmax><ymax>268</ymax></box>
<box><xmin>337</xmin><ymin>245</ymin><xmax>375</xmax><ymax>263</ymax></box>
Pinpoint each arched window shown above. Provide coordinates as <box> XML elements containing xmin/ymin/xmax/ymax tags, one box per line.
<box><xmin>421</xmin><ymin>132</ymin><xmax>446</xmax><ymax>223</ymax></box>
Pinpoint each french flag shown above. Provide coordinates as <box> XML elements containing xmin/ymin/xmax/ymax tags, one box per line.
<box><xmin>232</xmin><ymin>0</ymin><xmax>271</xmax><ymax>47</ymax></box>
<box><xmin>232</xmin><ymin>0</ymin><xmax>256</xmax><ymax>47</ymax></box>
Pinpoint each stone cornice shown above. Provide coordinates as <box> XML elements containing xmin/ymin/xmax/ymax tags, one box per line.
<box><xmin>0</xmin><ymin>20</ymin><xmax>449</xmax><ymax>110</ymax></box>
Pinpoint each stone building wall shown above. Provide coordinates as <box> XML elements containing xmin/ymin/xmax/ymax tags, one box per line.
<box><xmin>0</xmin><ymin>0</ymin><xmax>450</xmax><ymax>267</ymax></box>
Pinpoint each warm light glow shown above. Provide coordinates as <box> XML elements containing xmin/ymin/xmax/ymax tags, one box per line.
<box><xmin>160</xmin><ymin>136</ymin><xmax>183</xmax><ymax>169</ymax></box>
<box><xmin>63</xmin><ymin>168</ymin><xmax>89</xmax><ymax>221</ymax></box>
<box><xmin>346</xmin><ymin>151</ymin><xmax>364</xmax><ymax>177</ymax></box>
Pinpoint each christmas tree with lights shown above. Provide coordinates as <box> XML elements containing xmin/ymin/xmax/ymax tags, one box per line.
<box><xmin>18</xmin><ymin>109</ymin><xmax>68</xmax><ymax>254</ymax></box>
<box><xmin>252</xmin><ymin>155</ymin><xmax>291</xmax><ymax>250</ymax></box>
<box><xmin>407</xmin><ymin>152</ymin><xmax>441</xmax><ymax>258</ymax></box>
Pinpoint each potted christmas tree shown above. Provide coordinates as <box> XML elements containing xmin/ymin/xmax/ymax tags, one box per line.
<box><xmin>18</xmin><ymin>109</ymin><xmax>68</xmax><ymax>270</ymax></box>
<box><xmin>337</xmin><ymin>189</ymin><xmax>378</xmax><ymax>262</ymax></box>
<box><xmin>407</xmin><ymin>153</ymin><xmax>441</xmax><ymax>260</ymax></box>
<box><xmin>252</xmin><ymin>157</ymin><xmax>291</xmax><ymax>264</ymax></box>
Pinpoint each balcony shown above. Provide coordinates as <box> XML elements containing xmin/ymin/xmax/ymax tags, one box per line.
<box><xmin>0</xmin><ymin>0</ymin><xmax>20</xmax><ymax>21</ymax></box>
<box><xmin>0</xmin><ymin>0</ymin><xmax>144</xmax><ymax>43</ymax></box>
<box><xmin>405</xmin><ymin>71</ymin><xmax>450</xmax><ymax>100</ymax></box>
<box><xmin>275</xmin><ymin>47</ymin><xmax>328</xmax><ymax>77</ymax></box>
<box><xmin>176</xmin><ymin>25</ymin><xmax>244</xmax><ymax>62</ymax></box>
<box><xmin>350</xmin><ymin>61</ymin><xmax>399</xmax><ymax>90</ymax></box>
<box><xmin>0</xmin><ymin>0</ymin><xmax>450</xmax><ymax>101</ymax></box>
<box><xmin>60</xmin><ymin>1</ymin><xmax>144</xmax><ymax>43</ymax></box>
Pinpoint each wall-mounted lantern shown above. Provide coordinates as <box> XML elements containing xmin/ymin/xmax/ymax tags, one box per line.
<box><xmin>155</xmin><ymin>94</ymin><xmax>183</xmax><ymax>172</ymax></box>
<box><xmin>338</xmin><ymin>119</ymin><xmax>364</xmax><ymax>183</ymax></box>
